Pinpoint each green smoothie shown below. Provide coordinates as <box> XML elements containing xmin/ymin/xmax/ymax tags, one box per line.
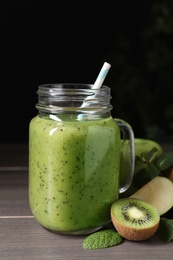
<box><xmin>29</xmin><ymin>115</ymin><xmax>120</xmax><ymax>234</ymax></box>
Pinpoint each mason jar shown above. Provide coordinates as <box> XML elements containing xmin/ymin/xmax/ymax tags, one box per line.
<box><xmin>29</xmin><ymin>83</ymin><xmax>134</xmax><ymax>235</ymax></box>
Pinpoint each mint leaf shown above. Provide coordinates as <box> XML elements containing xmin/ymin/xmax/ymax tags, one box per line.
<box><xmin>147</xmin><ymin>162</ymin><xmax>160</xmax><ymax>178</ymax></box>
<box><xmin>133</xmin><ymin>162</ymin><xmax>160</xmax><ymax>189</ymax></box>
<box><xmin>157</xmin><ymin>217</ymin><xmax>173</xmax><ymax>242</ymax></box>
<box><xmin>156</xmin><ymin>152</ymin><xmax>173</xmax><ymax>171</ymax></box>
<box><xmin>82</xmin><ymin>229</ymin><xmax>123</xmax><ymax>250</ymax></box>
<box><xmin>136</xmin><ymin>147</ymin><xmax>159</xmax><ymax>164</ymax></box>
<box><xmin>133</xmin><ymin>169</ymin><xmax>151</xmax><ymax>189</ymax></box>
<box><xmin>144</xmin><ymin>147</ymin><xmax>158</xmax><ymax>162</ymax></box>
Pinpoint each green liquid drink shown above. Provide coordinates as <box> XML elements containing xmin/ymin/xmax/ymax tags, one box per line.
<box><xmin>29</xmin><ymin>83</ymin><xmax>135</xmax><ymax>235</ymax></box>
<box><xmin>29</xmin><ymin>116</ymin><xmax>120</xmax><ymax>234</ymax></box>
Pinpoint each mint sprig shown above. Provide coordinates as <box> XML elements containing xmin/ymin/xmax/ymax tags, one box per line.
<box><xmin>134</xmin><ymin>148</ymin><xmax>173</xmax><ymax>189</ymax></box>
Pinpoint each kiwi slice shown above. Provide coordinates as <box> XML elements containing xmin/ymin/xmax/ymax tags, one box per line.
<box><xmin>111</xmin><ymin>198</ymin><xmax>160</xmax><ymax>241</ymax></box>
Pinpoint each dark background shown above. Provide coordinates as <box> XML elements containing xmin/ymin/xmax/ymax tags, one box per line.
<box><xmin>1</xmin><ymin>0</ymin><xmax>173</xmax><ymax>143</ymax></box>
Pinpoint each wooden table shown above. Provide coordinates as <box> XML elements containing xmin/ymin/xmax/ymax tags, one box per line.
<box><xmin>0</xmin><ymin>143</ymin><xmax>173</xmax><ymax>260</ymax></box>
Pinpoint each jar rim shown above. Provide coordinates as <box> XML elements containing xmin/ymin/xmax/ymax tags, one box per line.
<box><xmin>36</xmin><ymin>83</ymin><xmax>112</xmax><ymax>114</ymax></box>
<box><xmin>37</xmin><ymin>84</ymin><xmax>110</xmax><ymax>95</ymax></box>
<box><xmin>38</xmin><ymin>83</ymin><xmax>109</xmax><ymax>90</ymax></box>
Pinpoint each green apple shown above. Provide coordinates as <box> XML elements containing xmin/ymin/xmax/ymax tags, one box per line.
<box><xmin>130</xmin><ymin>176</ymin><xmax>173</xmax><ymax>215</ymax></box>
<box><xmin>120</xmin><ymin>138</ymin><xmax>163</xmax><ymax>197</ymax></box>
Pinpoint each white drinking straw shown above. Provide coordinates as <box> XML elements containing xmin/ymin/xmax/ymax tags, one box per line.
<box><xmin>79</xmin><ymin>62</ymin><xmax>111</xmax><ymax>113</ymax></box>
<box><xmin>93</xmin><ymin>62</ymin><xmax>111</xmax><ymax>89</ymax></box>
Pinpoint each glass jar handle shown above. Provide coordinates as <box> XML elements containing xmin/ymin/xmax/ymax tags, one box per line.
<box><xmin>115</xmin><ymin>118</ymin><xmax>135</xmax><ymax>193</ymax></box>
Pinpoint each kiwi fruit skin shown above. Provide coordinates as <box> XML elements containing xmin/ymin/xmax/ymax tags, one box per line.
<box><xmin>111</xmin><ymin>198</ymin><xmax>160</xmax><ymax>241</ymax></box>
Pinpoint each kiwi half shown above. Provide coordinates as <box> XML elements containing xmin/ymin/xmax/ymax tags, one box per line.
<box><xmin>111</xmin><ymin>198</ymin><xmax>160</xmax><ymax>241</ymax></box>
